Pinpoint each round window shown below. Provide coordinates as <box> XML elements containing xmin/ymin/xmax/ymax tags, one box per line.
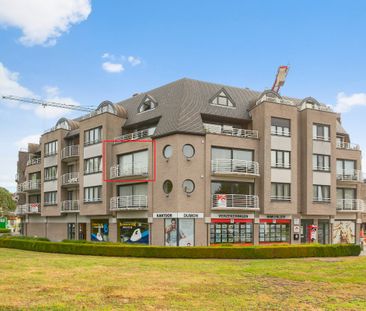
<box><xmin>182</xmin><ymin>179</ymin><xmax>195</xmax><ymax>193</ymax></box>
<box><xmin>163</xmin><ymin>145</ymin><xmax>173</xmax><ymax>158</ymax></box>
<box><xmin>163</xmin><ymin>180</ymin><xmax>173</xmax><ymax>194</ymax></box>
<box><xmin>183</xmin><ymin>144</ymin><xmax>195</xmax><ymax>158</ymax></box>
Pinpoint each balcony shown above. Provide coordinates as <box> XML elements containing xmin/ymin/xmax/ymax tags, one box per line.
<box><xmin>114</xmin><ymin>127</ymin><xmax>156</xmax><ymax>144</ymax></box>
<box><xmin>110</xmin><ymin>164</ymin><xmax>148</xmax><ymax>179</ymax></box>
<box><xmin>256</xmin><ymin>94</ymin><xmax>295</xmax><ymax>106</ymax></box>
<box><xmin>336</xmin><ymin>142</ymin><xmax>360</xmax><ymax>151</ymax></box>
<box><xmin>61</xmin><ymin>200</ymin><xmax>80</xmax><ymax>213</ymax></box>
<box><xmin>203</xmin><ymin>124</ymin><xmax>258</xmax><ymax>139</ymax></box>
<box><xmin>61</xmin><ymin>145</ymin><xmax>79</xmax><ymax>160</ymax></box>
<box><xmin>336</xmin><ymin>169</ymin><xmax>363</xmax><ymax>182</ymax></box>
<box><xmin>337</xmin><ymin>199</ymin><xmax>365</xmax><ymax>212</ymax></box>
<box><xmin>61</xmin><ymin>172</ymin><xmax>79</xmax><ymax>186</ymax></box>
<box><xmin>25</xmin><ymin>203</ymin><xmax>41</xmax><ymax>214</ymax></box>
<box><xmin>15</xmin><ymin>205</ymin><xmax>27</xmax><ymax>216</ymax></box>
<box><xmin>110</xmin><ymin>195</ymin><xmax>148</xmax><ymax>211</ymax></box>
<box><xmin>212</xmin><ymin>194</ymin><xmax>259</xmax><ymax>210</ymax></box>
<box><xmin>211</xmin><ymin>159</ymin><xmax>260</xmax><ymax>176</ymax></box>
<box><xmin>20</xmin><ymin>180</ymin><xmax>41</xmax><ymax>192</ymax></box>
<box><xmin>27</xmin><ymin>157</ymin><xmax>41</xmax><ymax>166</ymax></box>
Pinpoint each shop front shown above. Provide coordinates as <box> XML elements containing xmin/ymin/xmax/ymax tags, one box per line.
<box><xmin>91</xmin><ymin>219</ymin><xmax>109</xmax><ymax>242</ymax></box>
<box><xmin>332</xmin><ymin>220</ymin><xmax>356</xmax><ymax>244</ymax></box>
<box><xmin>153</xmin><ymin>213</ymin><xmax>203</xmax><ymax>247</ymax></box>
<box><xmin>259</xmin><ymin>216</ymin><xmax>291</xmax><ymax>244</ymax></box>
<box><xmin>118</xmin><ymin>219</ymin><xmax>149</xmax><ymax>244</ymax></box>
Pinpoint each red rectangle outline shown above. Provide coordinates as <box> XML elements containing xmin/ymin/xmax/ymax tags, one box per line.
<box><xmin>102</xmin><ymin>139</ymin><xmax>156</xmax><ymax>183</ymax></box>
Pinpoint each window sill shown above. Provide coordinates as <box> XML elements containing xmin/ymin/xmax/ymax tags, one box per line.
<box><xmin>44</xmin><ymin>178</ymin><xmax>57</xmax><ymax>182</ymax></box>
<box><xmin>84</xmin><ymin>171</ymin><xmax>102</xmax><ymax>175</ymax></box>
<box><xmin>312</xmin><ymin>139</ymin><xmax>331</xmax><ymax>143</ymax></box>
<box><xmin>84</xmin><ymin>200</ymin><xmax>102</xmax><ymax>204</ymax></box>
<box><xmin>271</xmin><ymin>199</ymin><xmax>291</xmax><ymax>202</ymax></box>
<box><xmin>271</xmin><ymin>166</ymin><xmax>291</xmax><ymax>170</ymax></box>
<box><xmin>44</xmin><ymin>154</ymin><xmax>57</xmax><ymax>158</ymax></box>
<box><xmin>313</xmin><ymin>200</ymin><xmax>331</xmax><ymax>204</ymax></box>
<box><xmin>313</xmin><ymin>170</ymin><xmax>331</xmax><ymax>173</ymax></box>
<box><xmin>271</xmin><ymin>133</ymin><xmax>291</xmax><ymax>138</ymax></box>
<box><xmin>84</xmin><ymin>141</ymin><xmax>102</xmax><ymax>147</ymax></box>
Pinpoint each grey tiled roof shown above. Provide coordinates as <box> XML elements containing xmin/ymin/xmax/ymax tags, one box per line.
<box><xmin>115</xmin><ymin>78</ymin><xmax>262</xmax><ymax>137</ymax></box>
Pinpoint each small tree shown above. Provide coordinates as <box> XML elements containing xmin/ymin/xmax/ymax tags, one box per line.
<box><xmin>0</xmin><ymin>187</ymin><xmax>16</xmax><ymax>214</ymax></box>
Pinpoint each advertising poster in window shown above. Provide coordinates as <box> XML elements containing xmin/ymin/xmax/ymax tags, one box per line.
<box><xmin>165</xmin><ymin>218</ymin><xmax>194</xmax><ymax>246</ymax></box>
<box><xmin>119</xmin><ymin>219</ymin><xmax>149</xmax><ymax>244</ymax></box>
<box><xmin>217</xmin><ymin>194</ymin><xmax>227</xmax><ymax>208</ymax></box>
<box><xmin>91</xmin><ymin>220</ymin><xmax>109</xmax><ymax>242</ymax></box>
<box><xmin>332</xmin><ymin>221</ymin><xmax>355</xmax><ymax>244</ymax></box>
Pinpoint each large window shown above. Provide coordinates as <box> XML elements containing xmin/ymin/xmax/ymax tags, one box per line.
<box><xmin>118</xmin><ymin>150</ymin><xmax>148</xmax><ymax>176</ymax></box>
<box><xmin>212</xmin><ymin>147</ymin><xmax>253</xmax><ymax>161</ymax></box>
<box><xmin>84</xmin><ymin>156</ymin><xmax>102</xmax><ymax>174</ymax></box>
<box><xmin>138</xmin><ymin>96</ymin><xmax>157</xmax><ymax>113</ymax></box>
<box><xmin>211</xmin><ymin>181</ymin><xmax>254</xmax><ymax>195</ymax></box>
<box><xmin>165</xmin><ymin>218</ymin><xmax>194</xmax><ymax>246</ymax></box>
<box><xmin>44</xmin><ymin>166</ymin><xmax>57</xmax><ymax>181</ymax></box>
<box><xmin>271</xmin><ymin>117</ymin><xmax>290</xmax><ymax>136</ymax></box>
<box><xmin>84</xmin><ymin>127</ymin><xmax>102</xmax><ymax>146</ymax></box>
<box><xmin>259</xmin><ymin>222</ymin><xmax>290</xmax><ymax>243</ymax></box>
<box><xmin>313</xmin><ymin>124</ymin><xmax>330</xmax><ymax>141</ymax></box>
<box><xmin>337</xmin><ymin>159</ymin><xmax>356</xmax><ymax>174</ymax></box>
<box><xmin>210</xmin><ymin>222</ymin><xmax>253</xmax><ymax>244</ymax></box>
<box><xmin>44</xmin><ymin>141</ymin><xmax>58</xmax><ymax>156</ymax></box>
<box><xmin>271</xmin><ymin>150</ymin><xmax>291</xmax><ymax>168</ymax></box>
<box><xmin>117</xmin><ymin>183</ymin><xmax>147</xmax><ymax>208</ymax></box>
<box><xmin>44</xmin><ymin>191</ymin><xmax>57</xmax><ymax>205</ymax></box>
<box><xmin>210</xmin><ymin>90</ymin><xmax>235</xmax><ymax>107</ymax></box>
<box><xmin>313</xmin><ymin>154</ymin><xmax>330</xmax><ymax>171</ymax></box>
<box><xmin>84</xmin><ymin>186</ymin><xmax>102</xmax><ymax>203</ymax></box>
<box><xmin>271</xmin><ymin>183</ymin><xmax>291</xmax><ymax>201</ymax></box>
<box><xmin>313</xmin><ymin>185</ymin><xmax>330</xmax><ymax>202</ymax></box>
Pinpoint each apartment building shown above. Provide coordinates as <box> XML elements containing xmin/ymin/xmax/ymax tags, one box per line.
<box><xmin>15</xmin><ymin>78</ymin><xmax>366</xmax><ymax>246</ymax></box>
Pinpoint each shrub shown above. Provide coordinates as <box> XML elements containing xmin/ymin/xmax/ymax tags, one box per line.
<box><xmin>0</xmin><ymin>228</ymin><xmax>11</xmax><ymax>234</ymax></box>
<box><xmin>0</xmin><ymin>238</ymin><xmax>361</xmax><ymax>259</ymax></box>
<box><xmin>0</xmin><ymin>235</ymin><xmax>50</xmax><ymax>241</ymax></box>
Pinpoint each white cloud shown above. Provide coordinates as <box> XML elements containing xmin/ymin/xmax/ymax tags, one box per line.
<box><xmin>0</xmin><ymin>62</ymin><xmax>80</xmax><ymax>119</ymax></box>
<box><xmin>14</xmin><ymin>134</ymin><xmax>41</xmax><ymax>149</ymax></box>
<box><xmin>334</xmin><ymin>92</ymin><xmax>366</xmax><ymax>113</ymax></box>
<box><xmin>0</xmin><ymin>0</ymin><xmax>91</xmax><ymax>46</ymax></box>
<box><xmin>102</xmin><ymin>61</ymin><xmax>124</xmax><ymax>73</ymax></box>
<box><xmin>128</xmin><ymin>56</ymin><xmax>141</xmax><ymax>66</ymax></box>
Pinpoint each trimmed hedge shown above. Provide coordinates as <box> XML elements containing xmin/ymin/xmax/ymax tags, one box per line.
<box><xmin>0</xmin><ymin>237</ymin><xmax>361</xmax><ymax>259</ymax></box>
<box><xmin>0</xmin><ymin>228</ymin><xmax>11</xmax><ymax>234</ymax></box>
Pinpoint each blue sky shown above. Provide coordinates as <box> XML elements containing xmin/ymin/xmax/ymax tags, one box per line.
<box><xmin>1</xmin><ymin>0</ymin><xmax>366</xmax><ymax>191</ymax></box>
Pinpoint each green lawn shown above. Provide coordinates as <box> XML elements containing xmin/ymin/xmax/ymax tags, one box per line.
<box><xmin>0</xmin><ymin>249</ymin><xmax>365</xmax><ymax>310</ymax></box>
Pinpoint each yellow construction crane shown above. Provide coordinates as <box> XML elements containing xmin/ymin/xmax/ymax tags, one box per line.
<box><xmin>1</xmin><ymin>95</ymin><xmax>95</xmax><ymax>112</ymax></box>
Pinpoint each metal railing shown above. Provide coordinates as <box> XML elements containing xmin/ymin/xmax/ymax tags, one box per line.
<box><xmin>212</xmin><ymin>194</ymin><xmax>259</xmax><ymax>210</ymax></box>
<box><xmin>313</xmin><ymin>135</ymin><xmax>331</xmax><ymax>142</ymax></box>
<box><xmin>336</xmin><ymin>141</ymin><xmax>360</xmax><ymax>151</ymax></box>
<box><xmin>337</xmin><ymin>199</ymin><xmax>365</xmax><ymax>212</ymax></box>
<box><xmin>271</xmin><ymin>195</ymin><xmax>291</xmax><ymax>201</ymax></box>
<box><xmin>256</xmin><ymin>94</ymin><xmax>295</xmax><ymax>106</ymax></box>
<box><xmin>61</xmin><ymin>172</ymin><xmax>79</xmax><ymax>185</ymax></box>
<box><xmin>20</xmin><ymin>180</ymin><xmax>41</xmax><ymax>192</ymax></box>
<box><xmin>271</xmin><ymin>129</ymin><xmax>291</xmax><ymax>137</ymax></box>
<box><xmin>336</xmin><ymin>169</ymin><xmax>363</xmax><ymax>182</ymax></box>
<box><xmin>61</xmin><ymin>145</ymin><xmax>79</xmax><ymax>159</ymax></box>
<box><xmin>211</xmin><ymin>159</ymin><xmax>260</xmax><ymax>176</ymax></box>
<box><xmin>25</xmin><ymin>203</ymin><xmax>41</xmax><ymax>214</ymax></box>
<box><xmin>203</xmin><ymin>124</ymin><xmax>258</xmax><ymax>139</ymax></box>
<box><xmin>313</xmin><ymin>165</ymin><xmax>330</xmax><ymax>172</ymax></box>
<box><xmin>313</xmin><ymin>197</ymin><xmax>331</xmax><ymax>203</ymax></box>
<box><xmin>114</xmin><ymin>127</ymin><xmax>156</xmax><ymax>143</ymax></box>
<box><xmin>15</xmin><ymin>205</ymin><xmax>27</xmax><ymax>215</ymax></box>
<box><xmin>299</xmin><ymin>102</ymin><xmax>333</xmax><ymax>112</ymax></box>
<box><xmin>110</xmin><ymin>164</ymin><xmax>148</xmax><ymax>179</ymax></box>
<box><xmin>110</xmin><ymin>195</ymin><xmax>148</xmax><ymax>211</ymax></box>
<box><xmin>26</xmin><ymin>157</ymin><xmax>41</xmax><ymax>166</ymax></box>
<box><xmin>271</xmin><ymin>162</ymin><xmax>291</xmax><ymax>169</ymax></box>
<box><xmin>61</xmin><ymin>200</ymin><xmax>80</xmax><ymax>212</ymax></box>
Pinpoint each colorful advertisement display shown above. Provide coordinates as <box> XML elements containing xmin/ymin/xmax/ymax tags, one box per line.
<box><xmin>91</xmin><ymin>220</ymin><xmax>109</xmax><ymax>242</ymax></box>
<box><xmin>165</xmin><ymin>218</ymin><xmax>194</xmax><ymax>246</ymax></box>
<box><xmin>332</xmin><ymin>221</ymin><xmax>355</xmax><ymax>244</ymax></box>
<box><xmin>119</xmin><ymin>219</ymin><xmax>149</xmax><ymax>244</ymax></box>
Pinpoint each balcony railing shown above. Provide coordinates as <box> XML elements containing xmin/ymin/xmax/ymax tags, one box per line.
<box><xmin>61</xmin><ymin>200</ymin><xmax>80</xmax><ymax>213</ymax></box>
<box><xmin>336</xmin><ymin>169</ymin><xmax>363</xmax><ymax>182</ymax></box>
<box><xmin>256</xmin><ymin>94</ymin><xmax>295</xmax><ymax>106</ymax></box>
<box><xmin>337</xmin><ymin>199</ymin><xmax>365</xmax><ymax>212</ymax></box>
<box><xmin>61</xmin><ymin>145</ymin><xmax>79</xmax><ymax>159</ymax></box>
<box><xmin>211</xmin><ymin>159</ymin><xmax>260</xmax><ymax>176</ymax></box>
<box><xmin>25</xmin><ymin>203</ymin><xmax>41</xmax><ymax>214</ymax></box>
<box><xmin>203</xmin><ymin>124</ymin><xmax>258</xmax><ymax>139</ymax></box>
<box><xmin>271</xmin><ymin>195</ymin><xmax>291</xmax><ymax>201</ymax></box>
<box><xmin>26</xmin><ymin>157</ymin><xmax>41</xmax><ymax>166</ymax></box>
<box><xmin>20</xmin><ymin>180</ymin><xmax>41</xmax><ymax>192</ymax></box>
<box><xmin>299</xmin><ymin>102</ymin><xmax>333</xmax><ymax>112</ymax></box>
<box><xmin>61</xmin><ymin>172</ymin><xmax>79</xmax><ymax>186</ymax></box>
<box><xmin>110</xmin><ymin>195</ymin><xmax>148</xmax><ymax>211</ymax></box>
<box><xmin>15</xmin><ymin>205</ymin><xmax>27</xmax><ymax>216</ymax></box>
<box><xmin>212</xmin><ymin>194</ymin><xmax>259</xmax><ymax>210</ymax></box>
<box><xmin>313</xmin><ymin>197</ymin><xmax>331</xmax><ymax>203</ymax></box>
<box><xmin>110</xmin><ymin>164</ymin><xmax>148</xmax><ymax>179</ymax></box>
<box><xmin>114</xmin><ymin>127</ymin><xmax>156</xmax><ymax>143</ymax></box>
<box><xmin>336</xmin><ymin>142</ymin><xmax>360</xmax><ymax>151</ymax></box>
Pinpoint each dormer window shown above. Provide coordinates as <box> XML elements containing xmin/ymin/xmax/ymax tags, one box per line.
<box><xmin>210</xmin><ymin>89</ymin><xmax>235</xmax><ymax>108</ymax></box>
<box><xmin>138</xmin><ymin>95</ymin><xmax>157</xmax><ymax>113</ymax></box>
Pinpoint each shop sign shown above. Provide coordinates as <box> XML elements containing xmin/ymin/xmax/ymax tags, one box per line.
<box><xmin>293</xmin><ymin>225</ymin><xmax>300</xmax><ymax>233</ymax></box>
<box><xmin>211</xmin><ymin>213</ymin><xmax>254</xmax><ymax>219</ymax></box>
<box><xmin>261</xmin><ymin>215</ymin><xmax>291</xmax><ymax>219</ymax></box>
<box><xmin>153</xmin><ymin>213</ymin><xmax>178</xmax><ymax>218</ymax></box>
<box><xmin>153</xmin><ymin>213</ymin><xmax>204</xmax><ymax>219</ymax></box>
<box><xmin>293</xmin><ymin>218</ymin><xmax>300</xmax><ymax>225</ymax></box>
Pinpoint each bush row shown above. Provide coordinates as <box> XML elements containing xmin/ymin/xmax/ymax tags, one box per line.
<box><xmin>0</xmin><ymin>228</ymin><xmax>11</xmax><ymax>234</ymax></box>
<box><xmin>0</xmin><ymin>237</ymin><xmax>361</xmax><ymax>259</ymax></box>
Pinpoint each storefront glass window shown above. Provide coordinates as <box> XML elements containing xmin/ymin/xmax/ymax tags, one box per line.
<box><xmin>119</xmin><ymin>219</ymin><xmax>149</xmax><ymax>244</ymax></box>
<box><xmin>210</xmin><ymin>222</ymin><xmax>253</xmax><ymax>244</ymax></box>
<box><xmin>67</xmin><ymin>223</ymin><xmax>76</xmax><ymax>240</ymax></box>
<box><xmin>259</xmin><ymin>222</ymin><xmax>290</xmax><ymax>243</ymax></box>
<box><xmin>165</xmin><ymin>219</ymin><xmax>194</xmax><ymax>246</ymax></box>
<box><xmin>91</xmin><ymin>220</ymin><xmax>109</xmax><ymax>242</ymax></box>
